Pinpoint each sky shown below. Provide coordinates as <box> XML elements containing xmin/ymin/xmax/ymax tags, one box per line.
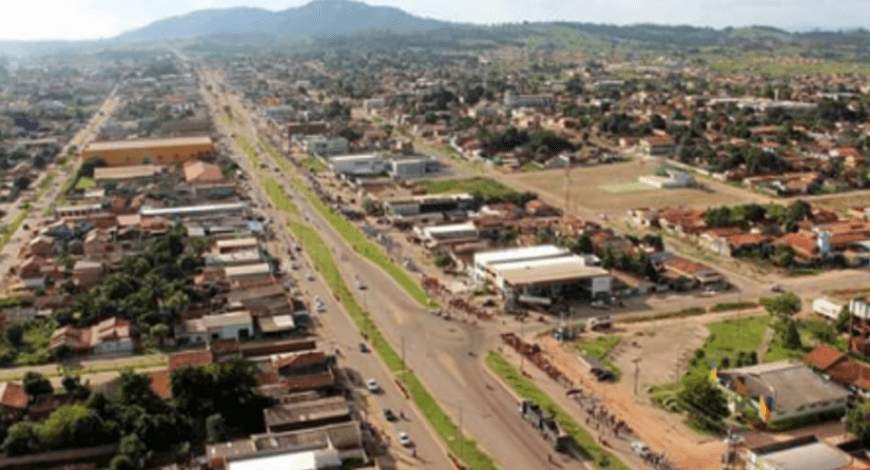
<box><xmin>2</xmin><ymin>0</ymin><xmax>868</xmax><ymax>41</ymax></box>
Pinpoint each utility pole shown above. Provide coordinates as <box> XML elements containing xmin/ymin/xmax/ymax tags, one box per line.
<box><xmin>633</xmin><ymin>357</ymin><xmax>642</xmax><ymax>396</ymax></box>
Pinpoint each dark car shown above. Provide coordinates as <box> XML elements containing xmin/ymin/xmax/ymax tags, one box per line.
<box><xmin>359</xmin><ymin>343</ymin><xmax>370</xmax><ymax>353</ymax></box>
<box><xmin>595</xmin><ymin>370</ymin><xmax>616</xmax><ymax>382</ymax></box>
<box><xmin>384</xmin><ymin>409</ymin><xmax>398</xmax><ymax>422</ymax></box>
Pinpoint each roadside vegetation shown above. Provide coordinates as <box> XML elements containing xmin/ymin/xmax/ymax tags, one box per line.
<box><xmin>485</xmin><ymin>351</ymin><xmax>630</xmax><ymax>470</ymax></box>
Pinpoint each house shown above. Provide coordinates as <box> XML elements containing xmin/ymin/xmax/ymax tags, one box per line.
<box><xmin>0</xmin><ymin>382</ymin><xmax>29</xmax><ymax>419</ymax></box>
<box><xmin>184</xmin><ymin>160</ymin><xmax>225</xmax><ymax>185</ymax></box>
<box><xmin>72</xmin><ymin>259</ymin><xmax>104</xmax><ymax>288</ymax></box>
<box><xmin>776</xmin><ymin>232</ymin><xmax>821</xmax><ymax>262</ymax></box>
<box><xmin>263</xmin><ymin>396</ymin><xmax>351</xmax><ymax>433</ymax></box>
<box><xmin>48</xmin><ymin>317</ymin><xmax>134</xmax><ymax>355</ymax></box>
<box><xmin>659</xmin><ymin>255</ymin><xmax>725</xmax><ymax>287</ymax></box>
<box><xmin>639</xmin><ymin>135</ymin><xmax>675</xmax><ymax>156</ymax></box>
<box><xmin>716</xmin><ymin>360</ymin><xmax>849</xmax><ymax>423</ymax></box>
<box><xmin>28</xmin><ymin>235</ymin><xmax>54</xmax><ymax>257</ymax></box>
<box><xmin>181</xmin><ymin>311</ymin><xmax>254</xmax><ymax>344</ymax></box>
<box><xmin>745</xmin><ymin>435</ymin><xmax>853</xmax><ymax>470</ymax></box>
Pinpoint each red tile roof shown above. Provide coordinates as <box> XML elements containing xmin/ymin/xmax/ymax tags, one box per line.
<box><xmin>776</xmin><ymin>232</ymin><xmax>818</xmax><ymax>258</ymax></box>
<box><xmin>168</xmin><ymin>350</ymin><xmax>214</xmax><ymax>372</ymax></box>
<box><xmin>825</xmin><ymin>359</ymin><xmax>870</xmax><ymax>391</ymax></box>
<box><xmin>273</xmin><ymin>351</ymin><xmax>328</xmax><ymax>370</ymax></box>
<box><xmin>147</xmin><ymin>369</ymin><xmax>171</xmax><ymax>400</ymax></box>
<box><xmin>803</xmin><ymin>344</ymin><xmax>847</xmax><ymax>370</ymax></box>
<box><xmin>727</xmin><ymin>233</ymin><xmax>773</xmax><ymax>247</ymax></box>
<box><xmin>661</xmin><ymin>256</ymin><xmax>711</xmax><ymax>276</ymax></box>
<box><xmin>0</xmin><ymin>382</ymin><xmax>28</xmax><ymax>410</ymax></box>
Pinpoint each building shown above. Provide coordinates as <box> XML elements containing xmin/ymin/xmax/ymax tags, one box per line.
<box><xmin>181</xmin><ymin>311</ymin><xmax>254</xmax><ymax>344</ymax></box>
<box><xmin>139</xmin><ymin>202</ymin><xmax>247</xmax><ymax>220</ymax></box>
<box><xmin>184</xmin><ymin>160</ymin><xmax>225</xmax><ymax>185</ymax></box>
<box><xmin>0</xmin><ymin>382</ymin><xmax>29</xmax><ymax>419</ymax></box>
<box><xmin>389</xmin><ymin>157</ymin><xmax>440</xmax><ymax>179</ymax></box>
<box><xmin>327</xmin><ymin>154</ymin><xmax>386</xmax><ymax>176</ymax></box>
<box><xmin>384</xmin><ymin>193</ymin><xmax>476</xmax><ymax>219</ymax></box>
<box><xmin>93</xmin><ymin>165</ymin><xmax>163</xmax><ymax>185</ymax></box>
<box><xmin>216</xmin><ymin>237</ymin><xmax>259</xmax><ymax>254</ymax></box>
<box><xmin>225</xmin><ymin>263</ymin><xmax>273</xmax><ymax>284</ymax></box>
<box><xmin>207</xmin><ymin>421</ymin><xmax>364</xmax><ymax>470</ymax></box>
<box><xmin>716</xmin><ymin>361</ymin><xmax>849</xmax><ymax>423</ymax></box>
<box><xmin>503</xmin><ymin>90</ymin><xmax>555</xmax><ymax>109</ymax></box>
<box><xmin>263</xmin><ymin>396</ymin><xmax>351</xmax><ymax>433</ymax></box>
<box><xmin>81</xmin><ymin>136</ymin><xmax>213</xmax><ymax>167</ymax></box>
<box><xmin>473</xmin><ymin>245</ymin><xmax>612</xmax><ymax>301</ymax></box>
<box><xmin>287</xmin><ymin>121</ymin><xmax>327</xmax><ymax>137</ymax></box>
<box><xmin>746</xmin><ymin>435</ymin><xmax>852</xmax><ymax>470</ymax></box>
<box><xmin>417</xmin><ymin>222</ymin><xmax>479</xmax><ymax>248</ymax></box>
<box><xmin>306</xmin><ymin>137</ymin><xmax>348</xmax><ymax>157</ymax></box>
<box><xmin>473</xmin><ymin>245</ymin><xmax>571</xmax><ymax>283</ymax></box>
<box><xmin>813</xmin><ymin>297</ymin><xmax>846</xmax><ymax>320</ymax></box>
<box><xmin>638</xmin><ymin>170</ymin><xmax>694</xmax><ymax>189</ymax></box>
<box><xmin>48</xmin><ymin>317</ymin><xmax>134</xmax><ymax>356</ymax></box>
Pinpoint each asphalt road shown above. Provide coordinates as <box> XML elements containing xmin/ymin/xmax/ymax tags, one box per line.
<box><xmin>198</xmin><ymin>69</ymin><xmax>451</xmax><ymax>470</ymax></box>
<box><xmin>0</xmin><ymin>91</ymin><xmax>121</xmax><ymax>291</ymax></box>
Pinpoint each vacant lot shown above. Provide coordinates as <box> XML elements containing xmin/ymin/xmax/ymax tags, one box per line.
<box><xmin>505</xmin><ymin>160</ymin><xmax>757</xmax><ymax>216</ymax></box>
<box><xmin>417</xmin><ymin>177</ymin><xmax>518</xmax><ymax>199</ymax></box>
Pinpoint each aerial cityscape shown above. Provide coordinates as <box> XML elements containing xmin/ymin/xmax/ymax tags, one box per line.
<box><xmin>3</xmin><ymin>1</ymin><xmax>870</xmax><ymax>470</ymax></box>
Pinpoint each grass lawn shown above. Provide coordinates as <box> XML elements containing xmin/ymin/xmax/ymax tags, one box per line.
<box><xmin>416</xmin><ymin>177</ymin><xmax>518</xmax><ymax>199</ymax></box>
<box><xmin>485</xmin><ymin>352</ymin><xmax>630</xmax><ymax>470</ymax></box>
<box><xmin>688</xmin><ymin>315</ymin><xmax>771</xmax><ymax>376</ymax></box>
<box><xmin>576</xmin><ymin>335</ymin><xmax>621</xmax><ymax>360</ymax></box>
<box><xmin>302</xmin><ymin>155</ymin><xmax>327</xmax><ymax>173</ymax></box>
<box><xmin>74</xmin><ymin>177</ymin><xmax>95</xmax><ymax>190</ymax></box>
<box><xmin>600</xmin><ymin>182</ymin><xmax>656</xmax><ymax>193</ymax></box>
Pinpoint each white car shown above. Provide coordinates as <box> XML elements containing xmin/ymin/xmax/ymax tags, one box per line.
<box><xmin>315</xmin><ymin>301</ymin><xmax>325</xmax><ymax>313</ymax></box>
<box><xmin>307</xmin><ymin>272</ymin><xmax>315</xmax><ymax>281</ymax></box>
<box><xmin>356</xmin><ymin>280</ymin><xmax>367</xmax><ymax>290</ymax></box>
<box><xmin>398</xmin><ymin>432</ymin><xmax>413</xmax><ymax>447</ymax></box>
<box><xmin>366</xmin><ymin>379</ymin><xmax>381</xmax><ymax>393</ymax></box>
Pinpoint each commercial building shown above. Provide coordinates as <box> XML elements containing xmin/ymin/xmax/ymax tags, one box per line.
<box><xmin>716</xmin><ymin>361</ymin><xmax>848</xmax><ymax>424</ymax></box>
<box><xmin>81</xmin><ymin>136</ymin><xmax>213</xmax><ymax>167</ymax></box>
<box><xmin>473</xmin><ymin>245</ymin><xmax>612</xmax><ymax>300</ymax></box>
<box><xmin>503</xmin><ymin>90</ymin><xmax>555</xmax><ymax>109</ymax></box>
<box><xmin>417</xmin><ymin>221</ymin><xmax>479</xmax><ymax>247</ymax></box>
<box><xmin>93</xmin><ymin>165</ymin><xmax>163</xmax><ymax>185</ymax></box>
<box><xmin>389</xmin><ymin>157</ymin><xmax>440</xmax><ymax>179</ymax></box>
<box><xmin>181</xmin><ymin>311</ymin><xmax>254</xmax><ymax>344</ymax></box>
<box><xmin>745</xmin><ymin>435</ymin><xmax>852</xmax><ymax>470</ymax></box>
<box><xmin>327</xmin><ymin>154</ymin><xmax>386</xmax><ymax>176</ymax></box>
<box><xmin>385</xmin><ymin>193</ymin><xmax>476</xmax><ymax>218</ymax></box>
<box><xmin>139</xmin><ymin>202</ymin><xmax>247</xmax><ymax>220</ymax></box>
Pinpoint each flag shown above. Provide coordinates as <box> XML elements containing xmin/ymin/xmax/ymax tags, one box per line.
<box><xmin>759</xmin><ymin>396</ymin><xmax>775</xmax><ymax>422</ymax></box>
<box><xmin>710</xmin><ymin>359</ymin><xmax>717</xmax><ymax>382</ymax></box>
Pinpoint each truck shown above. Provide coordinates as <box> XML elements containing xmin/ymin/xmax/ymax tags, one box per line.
<box><xmin>519</xmin><ymin>399</ymin><xmax>570</xmax><ymax>451</ymax></box>
<box><xmin>587</xmin><ymin>315</ymin><xmax>613</xmax><ymax>330</ymax></box>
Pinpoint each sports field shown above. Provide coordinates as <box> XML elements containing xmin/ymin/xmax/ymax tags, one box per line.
<box><xmin>601</xmin><ymin>182</ymin><xmax>655</xmax><ymax>193</ymax></box>
<box><xmin>504</xmin><ymin>159</ymin><xmax>759</xmax><ymax>217</ymax></box>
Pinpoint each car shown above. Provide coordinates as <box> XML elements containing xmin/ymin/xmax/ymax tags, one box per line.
<box><xmin>359</xmin><ymin>342</ymin><xmax>370</xmax><ymax>353</ymax></box>
<box><xmin>398</xmin><ymin>432</ymin><xmax>413</xmax><ymax>447</ymax></box>
<box><xmin>595</xmin><ymin>370</ymin><xmax>616</xmax><ymax>382</ymax></box>
<box><xmin>770</xmin><ymin>283</ymin><xmax>783</xmax><ymax>293</ymax></box>
<box><xmin>307</xmin><ymin>272</ymin><xmax>315</xmax><ymax>281</ymax></box>
<box><xmin>631</xmin><ymin>441</ymin><xmax>651</xmax><ymax>457</ymax></box>
<box><xmin>366</xmin><ymin>379</ymin><xmax>380</xmax><ymax>393</ymax></box>
<box><xmin>356</xmin><ymin>280</ymin><xmax>367</xmax><ymax>290</ymax></box>
<box><xmin>384</xmin><ymin>409</ymin><xmax>397</xmax><ymax>422</ymax></box>
<box><xmin>316</xmin><ymin>302</ymin><xmax>325</xmax><ymax>313</ymax></box>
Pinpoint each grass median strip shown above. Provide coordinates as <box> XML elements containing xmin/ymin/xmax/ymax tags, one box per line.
<box><xmin>258</xmin><ymin>137</ymin><xmax>437</xmax><ymax>308</ymax></box>
<box><xmin>485</xmin><ymin>351</ymin><xmax>630</xmax><ymax>470</ymax></box>
<box><xmin>242</xmin><ymin>135</ymin><xmax>495</xmax><ymax>470</ymax></box>
<box><xmin>0</xmin><ymin>211</ymin><xmax>29</xmax><ymax>251</ymax></box>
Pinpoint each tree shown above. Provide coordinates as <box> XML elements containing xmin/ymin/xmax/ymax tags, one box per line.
<box><xmin>61</xmin><ymin>375</ymin><xmax>90</xmax><ymax>400</ymax></box>
<box><xmin>837</xmin><ymin>306</ymin><xmax>852</xmax><ymax>333</ymax></box>
<box><xmin>149</xmin><ymin>324</ymin><xmax>170</xmax><ymax>345</ymax></box>
<box><xmin>13</xmin><ymin>175</ymin><xmax>30</xmax><ymax>192</ymax></box>
<box><xmin>571</xmin><ymin>233</ymin><xmax>594</xmax><ymax>254</ymax></box>
<box><xmin>764</xmin><ymin>292</ymin><xmax>801</xmax><ymax>316</ymax></box>
<box><xmin>110</xmin><ymin>454</ymin><xmax>136</xmax><ymax>470</ymax></box>
<box><xmin>22</xmin><ymin>372</ymin><xmax>53</xmax><ymax>399</ymax></box>
<box><xmin>78</xmin><ymin>157</ymin><xmax>107</xmax><ymax>178</ymax></box>
<box><xmin>118</xmin><ymin>433</ymin><xmax>146</xmax><ymax>463</ymax></box>
<box><xmin>2</xmin><ymin>421</ymin><xmax>39</xmax><ymax>456</ymax></box>
<box><xmin>678</xmin><ymin>374</ymin><xmax>729</xmax><ymax>425</ymax></box>
<box><xmin>52</xmin><ymin>344</ymin><xmax>74</xmax><ymax>362</ymax></box>
<box><xmin>848</xmin><ymin>399</ymin><xmax>870</xmax><ymax>444</ymax></box>
<box><xmin>39</xmin><ymin>404</ymin><xmax>113</xmax><ymax>449</ymax></box>
<box><xmin>782</xmin><ymin>320</ymin><xmax>803</xmax><ymax>350</ymax></box>
<box><xmin>772</xmin><ymin>244</ymin><xmax>794</xmax><ymax>267</ymax></box>
<box><xmin>206</xmin><ymin>413</ymin><xmax>226</xmax><ymax>444</ymax></box>
<box><xmin>5</xmin><ymin>324</ymin><xmax>23</xmax><ymax>348</ymax></box>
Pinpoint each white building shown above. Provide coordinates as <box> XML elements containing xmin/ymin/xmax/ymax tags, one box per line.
<box><xmin>182</xmin><ymin>311</ymin><xmax>254</xmax><ymax>343</ymax></box>
<box><xmin>813</xmin><ymin>297</ymin><xmax>845</xmax><ymax>320</ymax></box>
<box><xmin>473</xmin><ymin>245</ymin><xmax>611</xmax><ymax>300</ymax></box>
<box><xmin>328</xmin><ymin>154</ymin><xmax>386</xmax><ymax>176</ymax></box>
